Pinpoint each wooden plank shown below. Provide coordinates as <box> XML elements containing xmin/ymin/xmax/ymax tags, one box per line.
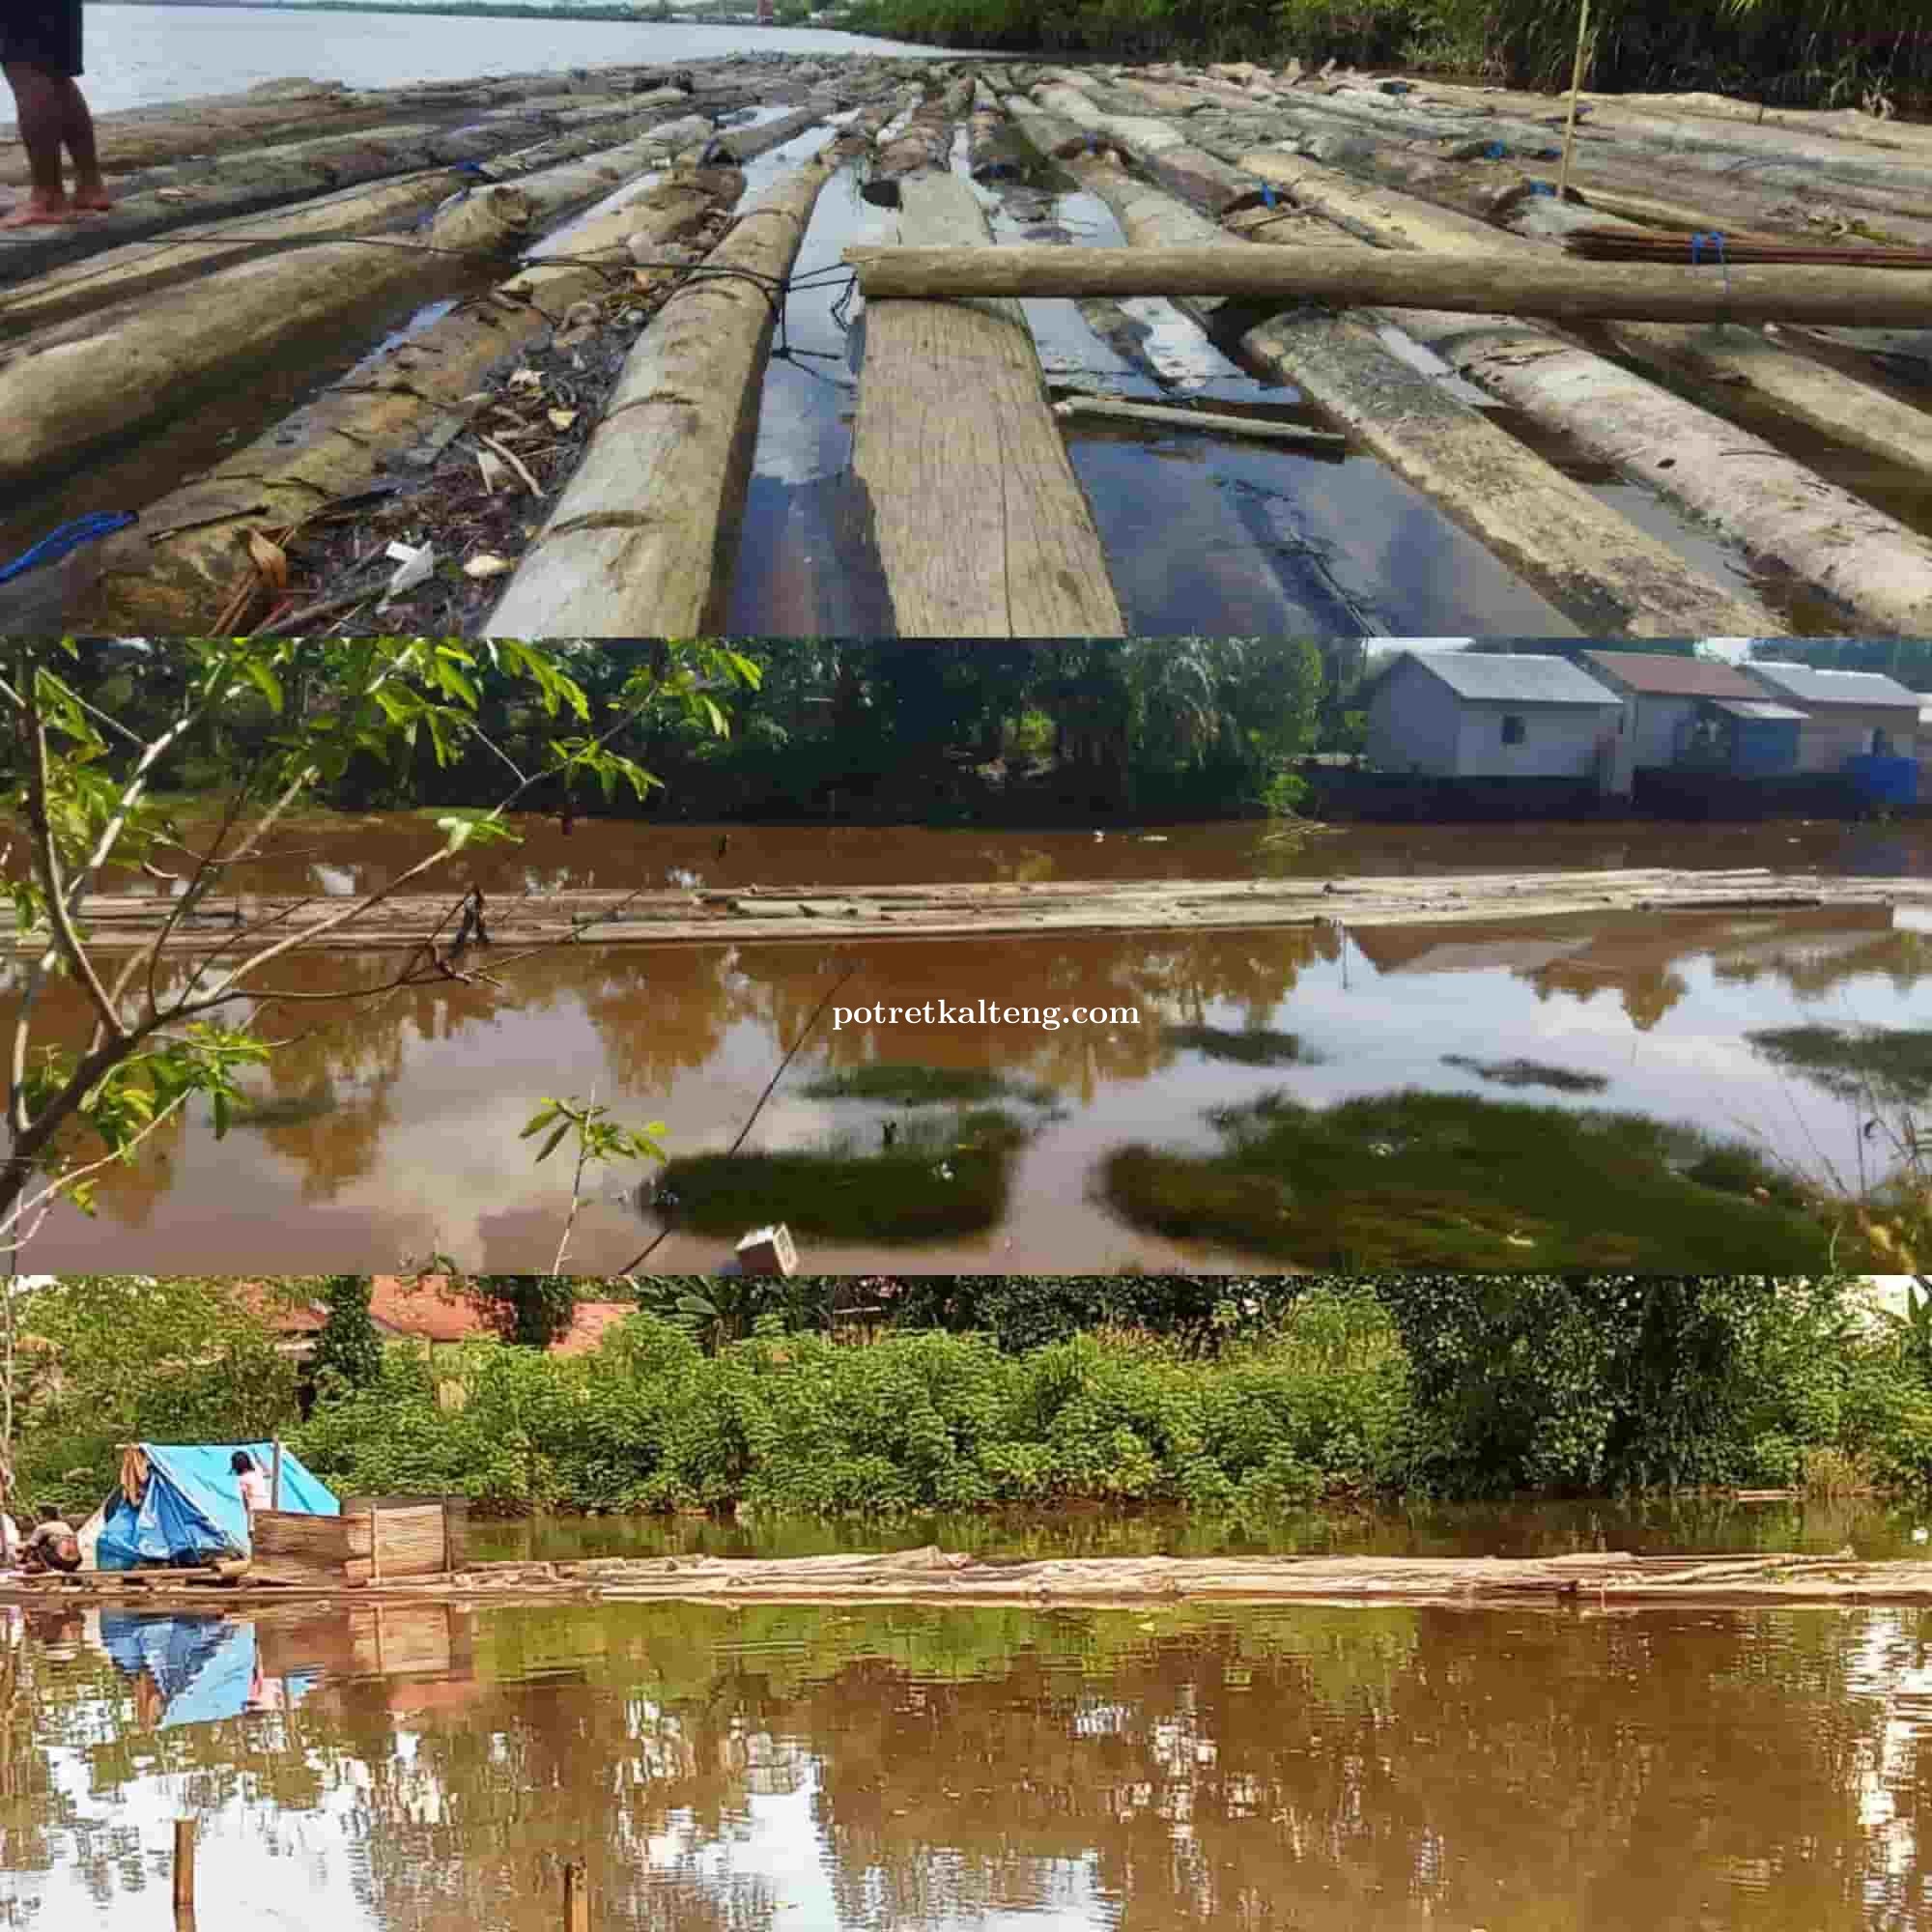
<box><xmin>851</xmin><ymin>170</ymin><xmax>1123</xmax><ymax>637</ymax></box>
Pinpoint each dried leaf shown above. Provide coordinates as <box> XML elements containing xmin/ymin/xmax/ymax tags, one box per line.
<box><xmin>476</xmin><ymin>447</ymin><xmax>508</xmax><ymax>495</ymax></box>
<box><xmin>507</xmin><ymin>368</ymin><xmax>543</xmax><ymax>390</ymax></box>
<box><xmin>547</xmin><ymin>409</ymin><xmax>579</xmax><ymax>432</ymax></box>
<box><xmin>245</xmin><ymin>530</ymin><xmax>289</xmax><ymax>589</ymax></box>
<box><xmin>155</xmin><ymin>187</ymin><xmax>195</xmax><ymax>203</ymax></box>
<box><xmin>463</xmin><ymin>553</ymin><xmax>514</xmax><ymax>580</ymax></box>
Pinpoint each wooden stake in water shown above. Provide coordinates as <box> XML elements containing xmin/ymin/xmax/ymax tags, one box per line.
<box><xmin>270</xmin><ymin>1438</ymin><xmax>283</xmax><ymax>1511</ymax></box>
<box><xmin>172</xmin><ymin>1818</ymin><xmax>197</xmax><ymax>1919</ymax></box>
<box><xmin>563</xmin><ymin>1859</ymin><xmax>590</xmax><ymax>1932</ymax></box>
<box><xmin>1557</xmin><ymin>0</ymin><xmax>1591</xmax><ymax>204</ymax></box>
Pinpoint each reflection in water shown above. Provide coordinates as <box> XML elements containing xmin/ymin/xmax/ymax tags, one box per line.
<box><xmin>12</xmin><ymin>1582</ymin><xmax>1932</xmax><ymax>1931</ymax></box>
<box><xmin>14</xmin><ymin>897</ymin><xmax>1932</xmax><ymax>1271</ymax></box>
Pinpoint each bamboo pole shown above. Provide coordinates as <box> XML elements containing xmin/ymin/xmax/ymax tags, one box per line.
<box><xmin>851</xmin><ymin>163</ymin><xmax>1123</xmax><ymax>635</ymax></box>
<box><xmin>484</xmin><ymin>145</ymin><xmax>842</xmax><ymax>638</ymax></box>
<box><xmin>1557</xmin><ymin>0</ymin><xmax>1591</xmax><ymax>204</ymax></box>
<box><xmin>1052</xmin><ymin>393</ymin><xmax>1346</xmax><ymax>444</ymax></box>
<box><xmin>270</xmin><ymin>1441</ymin><xmax>283</xmax><ymax>1512</ymax></box>
<box><xmin>563</xmin><ymin>1860</ymin><xmax>590</xmax><ymax>1932</ymax></box>
<box><xmin>1232</xmin><ymin>150</ymin><xmax>1932</xmax><ymax>631</ymax></box>
<box><xmin>843</xmin><ymin>242</ymin><xmax>1932</xmax><ymax>325</ymax></box>
<box><xmin>89</xmin><ymin>168</ymin><xmax>744</xmax><ymax>633</ymax></box>
<box><xmin>1000</xmin><ymin>143</ymin><xmax>1770</xmax><ymax>636</ymax></box>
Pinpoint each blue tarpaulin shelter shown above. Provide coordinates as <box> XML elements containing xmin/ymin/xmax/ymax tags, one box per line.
<box><xmin>95</xmin><ymin>1442</ymin><xmax>338</xmax><ymax>1572</ymax></box>
<box><xmin>98</xmin><ymin>1611</ymin><xmax>320</xmax><ymax>1729</ymax></box>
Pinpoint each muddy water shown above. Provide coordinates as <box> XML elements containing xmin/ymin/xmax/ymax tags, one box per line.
<box><xmin>14</xmin><ymin>889</ymin><xmax>1932</xmax><ymax>1271</ymax></box>
<box><xmin>91</xmin><ymin>810</ymin><xmax>1932</xmax><ymax>898</ymax></box>
<box><xmin>16</xmin><ymin>1553</ymin><xmax>1932</xmax><ymax>1930</ymax></box>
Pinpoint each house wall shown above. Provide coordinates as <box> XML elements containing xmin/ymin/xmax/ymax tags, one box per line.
<box><xmin>1630</xmin><ymin>694</ymin><xmax>1699</xmax><ymax>769</ymax></box>
<box><xmin>1453</xmin><ymin>701</ymin><xmax>1618</xmax><ymax>780</ymax></box>
<box><xmin>1366</xmin><ymin>659</ymin><xmax>1462</xmax><ymax>776</ymax></box>
<box><xmin>1789</xmin><ymin>705</ymin><xmax>1918</xmax><ymax>773</ymax></box>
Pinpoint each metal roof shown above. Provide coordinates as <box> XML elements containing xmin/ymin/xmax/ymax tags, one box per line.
<box><xmin>1580</xmin><ymin>650</ymin><xmax>1763</xmax><ymax>698</ymax></box>
<box><xmin>1745</xmin><ymin>662</ymin><xmax>1922</xmax><ymax>708</ymax></box>
<box><xmin>1707</xmin><ymin>698</ymin><xmax>1807</xmax><ymax>722</ymax></box>
<box><xmin>1393</xmin><ymin>651</ymin><xmax>1620</xmax><ymax>706</ymax></box>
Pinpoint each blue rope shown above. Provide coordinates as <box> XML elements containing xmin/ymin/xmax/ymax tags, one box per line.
<box><xmin>1528</xmin><ymin>181</ymin><xmax>1555</xmax><ymax>196</ymax></box>
<box><xmin>1261</xmin><ymin>184</ymin><xmax>1276</xmax><ymax>209</ymax></box>
<box><xmin>0</xmin><ymin>512</ymin><xmax>136</xmax><ymax>587</ymax></box>
<box><xmin>1690</xmin><ymin>229</ymin><xmax>1728</xmax><ymax>268</ymax></box>
<box><xmin>1484</xmin><ymin>140</ymin><xmax>1506</xmax><ymax>160</ymax></box>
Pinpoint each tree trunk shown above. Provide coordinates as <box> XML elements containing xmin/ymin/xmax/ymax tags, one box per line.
<box><xmin>90</xmin><ymin>171</ymin><xmax>743</xmax><ymax>634</ymax></box>
<box><xmin>1030</xmin><ymin>151</ymin><xmax>1770</xmax><ymax>638</ymax></box>
<box><xmin>484</xmin><ymin>150</ymin><xmax>842</xmax><ymax>638</ymax></box>
<box><xmin>1234</xmin><ymin>149</ymin><xmax>1932</xmax><ymax>633</ymax></box>
<box><xmin>850</xmin><ymin>168</ymin><xmax>1123</xmax><ymax>637</ymax></box>
<box><xmin>845</xmin><ymin>239</ymin><xmax>1932</xmax><ymax>325</ymax></box>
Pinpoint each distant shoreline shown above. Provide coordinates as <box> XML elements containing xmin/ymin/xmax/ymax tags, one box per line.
<box><xmin>87</xmin><ymin>0</ymin><xmax>846</xmax><ymax>20</ymax></box>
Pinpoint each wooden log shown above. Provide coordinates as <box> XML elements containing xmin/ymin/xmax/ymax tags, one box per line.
<box><xmin>1052</xmin><ymin>393</ymin><xmax>1346</xmax><ymax>444</ymax></box>
<box><xmin>89</xmin><ymin>169</ymin><xmax>741</xmax><ymax>633</ymax></box>
<box><xmin>708</xmin><ymin>104</ymin><xmax>820</xmax><ymax>164</ymax></box>
<box><xmin>1000</xmin><ymin>97</ymin><xmax>1114</xmax><ymax>162</ymax></box>
<box><xmin>1028</xmin><ymin>150</ymin><xmax>1771</xmax><ymax>636</ymax></box>
<box><xmin>2</xmin><ymin>116</ymin><xmax>717</xmax><ymax>493</ymax></box>
<box><xmin>1234</xmin><ymin>149</ymin><xmax>1932</xmax><ymax>632</ymax></box>
<box><xmin>563</xmin><ymin>1861</ymin><xmax>590</xmax><ymax>1932</ymax></box>
<box><xmin>850</xmin><ymin>168</ymin><xmax>1124</xmax><ymax>637</ymax></box>
<box><xmin>844</xmin><ymin>240</ymin><xmax>1932</xmax><ymax>325</ymax></box>
<box><xmin>172</xmin><ymin>1819</ymin><xmax>196</xmax><ymax>1918</ymax></box>
<box><xmin>485</xmin><ymin>149</ymin><xmax>840</xmax><ymax>638</ymax></box>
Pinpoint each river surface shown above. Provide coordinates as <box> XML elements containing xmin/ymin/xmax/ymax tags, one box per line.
<box><xmin>12</xmin><ymin>811</ymin><xmax>1932</xmax><ymax>1269</ymax></box>
<box><xmin>71</xmin><ymin>5</ymin><xmax>945</xmax><ymax>114</ymax></box>
<box><xmin>14</xmin><ymin>1500</ymin><xmax>1932</xmax><ymax>1932</ymax></box>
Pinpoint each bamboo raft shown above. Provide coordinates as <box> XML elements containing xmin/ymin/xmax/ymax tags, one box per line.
<box><xmin>9</xmin><ymin>1547</ymin><xmax>1932</xmax><ymax>1612</ymax></box>
<box><xmin>10</xmin><ymin>868</ymin><xmax>1925</xmax><ymax>954</ymax></box>
<box><xmin>11</xmin><ymin>53</ymin><xmax>1932</xmax><ymax>637</ymax></box>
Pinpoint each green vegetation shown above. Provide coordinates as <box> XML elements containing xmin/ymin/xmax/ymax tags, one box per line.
<box><xmin>1441</xmin><ymin>1054</ymin><xmax>1610</xmax><ymax>1094</ymax></box>
<box><xmin>654</xmin><ymin>1110</ymin><xmax>1032</xmax><ymax>1239</ymax></box>
<box><xmin>799</xmin><ymin>1063</ymin><xmax>1062</xmax><ymax>1108</ymax></box>
<box><xmin>1102</xmin><ymin>1089</ymin><xmax>1836</xmax><ymax>1268</ymax></box>
<box><xmin>311</xmin><ymin>1274</ymin><xmax>384</xmax><ymax>1396</ymax></box>
<box><xmin>1164</xmin><ymin>1024</ymin><xmax>1320</xmax><ymax>1067</ymax></box>
<box><xmin>841</xmin><ymin>0</ymin><xmax>1925</xmax><ymax>111</ymax></box>
<box><xmin>20</xmin><ymin>1276</ymin><xmax>1932</xmax><ymax>1520</ymax></box>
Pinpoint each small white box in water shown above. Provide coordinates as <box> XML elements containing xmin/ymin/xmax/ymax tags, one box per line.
<box><xmin>735</xmin><ymin>1225</ymin><xmax>797</xmax><ymax>1277</ymax></box>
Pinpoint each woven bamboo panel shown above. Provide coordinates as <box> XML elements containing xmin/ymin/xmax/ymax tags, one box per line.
<box><xmin>371</xmin><ymin>1503</ymin><xmax>449</xmax><ymax>1578</ymax></box>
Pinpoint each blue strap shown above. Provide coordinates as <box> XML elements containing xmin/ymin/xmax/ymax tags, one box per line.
<box><xmin>1528</xmin><ymin>181</ymin><xmax>1554</xmax><ymax>196</ymax></box>
<box><xmin>1484</xmin><ymin>140</ymin><xmax>1506</xmax><ymax>160</ymax></box>
<box><xmin>1262</xmin><ymin>184</ymin><xmax>1276</xmax><ymax>209</ymax></box>
<box><xmin>0</xmin><ymin>512</ymin><xmax>136</xmax><ymax>586</ymax></box>
<box><xmin>1690</xmin><ymin>230</ymin><xmax>1727</xmax><ymax>266</ymax></box>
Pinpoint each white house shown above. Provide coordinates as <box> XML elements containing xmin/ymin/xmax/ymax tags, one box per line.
<box><xmin>1364</xmin><ymin>651</ymin><xmax>1623</xmax><ymax>780</ymax></box>
<box><xmin>1577</xmin><ymin>650</ymin><xmax>1802</xmax><ymax>795</ymax></box>
<box><xmin>1742</xmin><ymin>663</ymin><xmax>1922</xmax><ymax>771</ymax></box>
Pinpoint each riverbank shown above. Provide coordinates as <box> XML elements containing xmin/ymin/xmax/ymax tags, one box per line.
<box><xmin>19</xmin><ymin>867</ymin><xmax>1927</xmax><ymax>953</ymax></box>
<box><xmin>9</xmin><ymin>53</ymin><xmax>1932</xmax><ymax>635</ymax></box>
<box><xmin>19</xmin><ymin>1546</ymin><xmax>1932</xmax><ymax>1611</ymax></box>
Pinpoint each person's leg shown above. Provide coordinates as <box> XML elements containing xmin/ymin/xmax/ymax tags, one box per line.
<box><xmin>57</xmin><ymin>75</ymin><xmax>108</xmax><ymax>211</ymax></box>
<box><xmin>0</xmin><ymin>60</ymin><xmax>74</xmax><ymax>225</ymax></box>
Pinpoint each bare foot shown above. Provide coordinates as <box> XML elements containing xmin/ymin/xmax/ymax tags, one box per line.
<box><xmin>72</xmin><ymin>185</ymin><xmax>113</xmax><ymax>215</ymax></box>
<box><xmin>0</xmin><ymin>194</ymin><xmax>76</xmax><ymax>229</ymax></box>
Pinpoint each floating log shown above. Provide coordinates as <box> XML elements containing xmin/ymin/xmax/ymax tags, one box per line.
<box><xmin>173</xmin><ymin>1820</ymin><xmax>196</xmax><ymax>1918</ymax></box>
<box><xmin>16</xmin><ymin>1547</ymin><xmax>1932</xmax><ymax>1610</ymax></box>
<box><xmin>1564</xmin><ymin>229</ymin><xmax>1932</xmax><ymax>269</ymax></box>
<box><xmin>843</xmin><ymin>240</ymin><xmax>1932</xmax><ymax>326</ymax></box>
<box><xmin>999</xmin><ymin>95</ymin><xmax>1111</xmax><ymax>162</ymax></box>
<box><xmin>14</xmin><ymin>868</ymin><xmax>1911</xmax><ymax>954</ymax></box>
<box><xmin>1236</xmin><ymin>149</ymin><xmax>1932</xmax><ymax>632</ymax></box>
<box><xmin>90</xmin><ymin>169</ymin><xmax>742</xmax><ymax>634</ymax></box>
<box><xmin>1021</xmin><ymin>149</ymin><xmax>1769</xmax><ymax>636</ymax></box>
<box><xmin>485</xmin><ymin>146</ymin><xmax>843</xmax><ymax>638</ymax></box>
<box><xmin>851</xmin><ymin>167</ymin><xmax>1124</xmax><ymax>637</ymax></box>
<box><xmin>1053</xmin><ymin>392</ymin><xmax>1346</xmax><ymax>445</ymax></box>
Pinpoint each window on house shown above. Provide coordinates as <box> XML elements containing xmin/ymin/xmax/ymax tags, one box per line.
<box><xmin>1501</xmin><ymin>715</ymin><xmax>1526</xmax><ymax>746</ymax></box>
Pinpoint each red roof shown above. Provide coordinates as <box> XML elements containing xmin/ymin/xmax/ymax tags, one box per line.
<box><xmin>1580</xmin><ymin>650</ymin><xmax>1763</xmax><ymax>698</ymax></box>
<box><xmin>367</xmin><ymin>1275</ymin><xmax>496</xmax><ymax>1345</ymax></box>
<box><xmin>549</xmin><ymin>1301</ymin><xmax>636</xmax><ymax>1358</ymax></box>
<box><xmin>232</xmin><ymin>1282</ymin><xmax>329</xmax><ymax>1335</ymax></box>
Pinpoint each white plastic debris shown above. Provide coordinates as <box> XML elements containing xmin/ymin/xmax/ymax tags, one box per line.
<box><xmin>381</xmin><ymin>542</ymin><xmax>435</xmax><ymax>603</ymax></box>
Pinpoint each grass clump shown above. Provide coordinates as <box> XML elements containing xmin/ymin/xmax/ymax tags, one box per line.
<box><xmin>1101</xmin><ymin>1089</ymin><xmax>1837</xmax><ymax>1269</ymax></box>
<box><xmin>800</xmin><ymin>1063</ymin><xmax>1061</xmax><ymax>1109</ymax></box>
<box><xmin>654</xmin><ymin>1110</ymin><xmax>1030</xmax><ymax>1241</ymax></box>
<box><xmin>1164</xmin><ymin>1025</ymin><xmax>1321</xmax><ymax>1068</ymax></box>
<box><xmin>1441</xmin><ymin>1055</ymin><xmax>1609</xmax><ymax>1094</ymax></box>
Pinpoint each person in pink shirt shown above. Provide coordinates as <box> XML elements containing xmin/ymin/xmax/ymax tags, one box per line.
<box><xmin>232</xmin><ymin>1451</ymin><xmax>271</xmax><ymax>1518</ymax></box>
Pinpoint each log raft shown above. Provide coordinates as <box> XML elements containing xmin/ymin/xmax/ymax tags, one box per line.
<box><xmin>11</xmin><ymin>1548</ymin><xmax>1932</xmax><ymax>1612</ymax></box>
<box><xmin>12</xmin><ymin>868</ymin><xmax>1923</xmax><ymax>956</ymax></box>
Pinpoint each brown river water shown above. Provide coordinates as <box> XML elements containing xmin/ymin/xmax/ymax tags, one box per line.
<box><xmin>14</xmin><ymin>1500</ymin><xmax>1932</xmax><ymax>1932</ymax></box>
<box><xmin>12</xmin><ymin>815</ymin><xmax>1932</xmax><ymax>1272</ymax></box>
